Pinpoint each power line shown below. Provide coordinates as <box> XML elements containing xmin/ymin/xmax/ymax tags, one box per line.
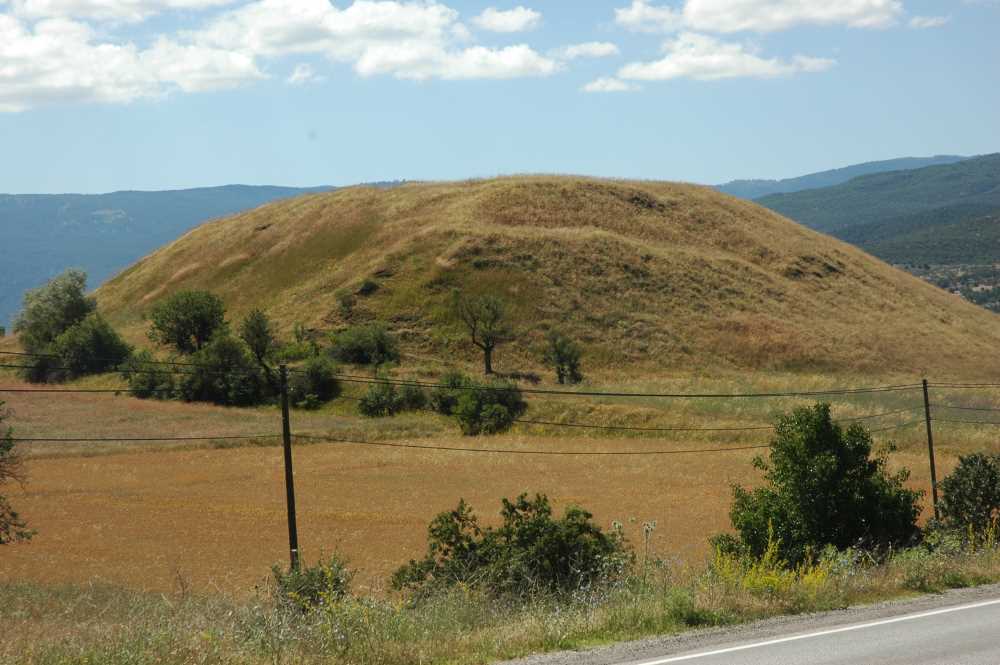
<box><xmin>512</xmin><ymin>418</ymin><xmax>774</xmax><ymax>432</ymax></box>
<box><xmin>932</xmin><ymin>418</ymin><xmax>1000</xmax><ymax>426</ymax></box>
<box><xmin>290</xmin><ymin>433</ymin><xmax>770</xmax><ymax>456</ymax></box>
<box><xmin>933</xmin><ymin>404</ymin><xmax>1000</xmax><ymax>413</ymax></box>
<box><xmin>11</xmin><ymin>434</ymin><xmax>281</xmax><ymax>442</ymax></box>
<box><xmin>329</xmin><ymin>373</ymin><xmax>923</xmax><ymax>399</ymax></box>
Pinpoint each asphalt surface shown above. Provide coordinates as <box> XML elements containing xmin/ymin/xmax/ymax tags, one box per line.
<box><xmin>504</xmin><ymin>584</ymin><xmax>1000</xmax><ymax>665</ymax></box>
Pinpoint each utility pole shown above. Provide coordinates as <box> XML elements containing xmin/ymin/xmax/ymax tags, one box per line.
<box><xmin>279</xmin><ymin>364</ymin><xmax>300</xmax><ymax>570</ymax></box>
<box><xmin>922</xmin><ymin>378</ymin><xmax>940</xmax><ymax>521</ymax></box>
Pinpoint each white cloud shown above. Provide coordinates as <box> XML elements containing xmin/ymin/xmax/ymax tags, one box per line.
<box><xmin>191</xmin><ymin>0</ymin><xmax>558</xmax><ymax>80</ymax></box>
<box><xmin>0</xmin><ymin>14</ymin><xmax>261</xmax><ymax>111</ymax></box>
<box><xmin>618</xmin><ymin>32</ymin><xmax>835</xmax><ymax>81</ymax></box>
<box><xmin>552</xmin><ymin>41</ymin><xmax>620</xmax><ymax>60</ymax></box>
<box><xmin>471</xmin><ymin>5</ymin><xmax>541</xmax><ymax>32</ymax></box>
<box><xmin>614</xmin><ymin>0</ymin><xmax>682</xmax><ymax>33</ymax></box>
<box><xmin>581</xmin><ymin>77</ymin><xmax>639</xmax><ymax>92</ymax></box>
<box><xmin>7</xmin><ymin>0</ymin><xmax>235</xmax><ymax>22</ymax></box>
<box><xmin>287</xmin><ymin>62</ymin><xmax>323</xmax><ymax>84</ymax></box>
<box><xmin>615</xmin><ymin>0</ymin><xmax>903</xmax><ymax>33</ymax></box>
<box><xmin>908</xmin><ymin>14</ymin><xmax>950</xmax><ymax>28</ymax></box>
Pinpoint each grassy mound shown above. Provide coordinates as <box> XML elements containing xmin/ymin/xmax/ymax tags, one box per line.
<box><xmin>94</xmin><ymin>176</ymin><xmax>1000</xmax><ymax>377</ymax></box>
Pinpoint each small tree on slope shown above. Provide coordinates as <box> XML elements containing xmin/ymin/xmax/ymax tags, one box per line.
<box><xmin>0</xmin><ymin>403</ymin><xmax>33</xmax><ymax>544</ymax></box>
<box><xmin>726</xmin><ymin>403</ymin><xmax>921</xmax><ymax>565</ymax></box>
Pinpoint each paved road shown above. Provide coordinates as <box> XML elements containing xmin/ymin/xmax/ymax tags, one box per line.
<box><xmin>628</xmin><ymin>598</ymin><xmax>1000</xmax><ymax>664</ymax></box>
<box><xmin>505</xmin><ymin>585</ymin><xmax>1000</xmax><ymax>665</ymax></box>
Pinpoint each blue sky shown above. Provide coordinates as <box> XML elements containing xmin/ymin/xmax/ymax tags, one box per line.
<box><xmin>1</xmin><ymin>0</ymin><xmax>998</xmax><ymax>193</ymax></box>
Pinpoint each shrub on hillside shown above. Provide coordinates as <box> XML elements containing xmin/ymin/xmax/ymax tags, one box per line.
<box><xmin>358</xmin><ymin>381</ymin><xmax>401</xmax><ymax>417</ymax></box>
<box><xmin>330</xmin><ymin>323</ymin><xmax>399</xmax><ymax>366</ymax></box>
<box><xmin>397</xmin><ymin>383</ymin><xmax>428</xmax><ymax>411</ymax></box>
<box><xmin>51</xmin><ymin>313</ymin><xmax>132</xmax><ymax>380</ymax></box>
<box><xmin>120</xmin><ymin>350</ymin><xmax>176</xmax><ymax>399</ymax></box>
<box><xmin>392</xmin><ymin>493</ymin><xmax>630</xmax><ymax>597</ymax></box>
<box><xmin>13</xmin><ymin>269</ymin><xmax>96</xmax><ymax>383</ymax></box>
<box><xmin>453</xmin><ymin>380</ymin><xmax>527</xmax><ymax>435</ymax></box>
<box><xmin>543</xmin><ymin>330</ymin><xmax>583</xmax><ymax>385</ymax></box>
<box><xmin>148</xmin><ymin>290</ymin><xmax>226</xmax><ymax>354</ymax></box>
<box><xmin>176</xmin><ymin>335</ymin><xmax>269</xmax><ymax>406</ymax></box>
<box><xmin>725</xmin><ymin>403</ymin><xmax>921</xmax><ymax>566</ymax></box>
<box><xmin>1</xmin><ymin>404</ymin><xmax>33</xmax><ymax>544</ymax></box>
<box><xmin>272</xmin><ymin>554</ymin><xmax>353</xmax><ymax>611</ymax></box>
<box><xmin>288</xmin><ymin>356</ymin><xmax>341</xmax><ymax>409</ymax></box>
<box><xmin>429</xmin><ymin>370</ymin><xmax>474</xmax><ymax>415</ymax></box>
<box><xmin>938</xmin><ymin>453</ymin><xmax>1000</xmax><ymax>534</ymax></box>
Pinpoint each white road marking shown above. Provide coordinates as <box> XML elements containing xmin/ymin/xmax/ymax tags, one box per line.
<box><xmin>630</xmin><ymin>597</ymin><xmax>1000</xmax><ymax>664</ymax></box>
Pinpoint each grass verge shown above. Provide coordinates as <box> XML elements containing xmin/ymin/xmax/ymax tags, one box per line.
<box><xmin>4</xmin><ymin>542</ymin><xmax>999</xmax><ymax>665</ymax></box>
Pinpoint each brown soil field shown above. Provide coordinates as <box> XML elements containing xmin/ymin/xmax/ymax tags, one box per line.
<box><xmin>3</xmin><ymin>373</ymin><xmax>997</xmax><ymax>596</ymax></box>
<box><xmin>2</xmin><ymin>440</ymin><xmax>957</xmax><ymax>597</ymax></box>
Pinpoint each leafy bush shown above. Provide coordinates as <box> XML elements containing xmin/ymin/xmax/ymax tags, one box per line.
<box><xmin>392</xmin><ymin>493</ymin><xmax>630</xmax><ymax>597</ymax></box>
<box><xmin>939</xmin><ymin>453</ymin><xmax>1000</xmax><ymax>533</ymax></box>
<box><xmin>14</xmin><ymin>269</ymin><xmax>95</xmax><ymax>353</ymax></box>
<box><xmin>288</xmin><ymin>356</ymin><xmax>341</xmax><ymax>409</ymax></box>
<box><xmin>148</xmin><ymin>290</ymin><xmax>226</xmax><ymax>354</ymax></box>
<box><xmin>120</xmin><ymin>350</ymin><xmax>176</xmax><ymax>399</ymax></box>
<box><xmin>358</xmin><ymin>381</ymin><xmax>401</xmax><ymax>418</ymax></box>
<box><xmin>176</xmin><ymin>335</ymin><xmax>269</xmax><ymax>406</ymax></box>
<box><xmin>272</xmin><ymin>554</ymin><xmax>353</xmax><ymax>611</ymax></box>
<box><xmin>453</xmin><ymin>380</ymin><xmax>527</xmax><ymax>435</ymax></box>
<box><xmin>726</xmin><ymin>403</ymin><xmax>921</xmax><ymax>566</ymax></box>
<box><xmin>543</xmin><ymin>330</ymin><xmax>583</xmax><ymax>384</ymax></box>
<box><xmin>330</xmin><ymin>323</ymin><xmax>400</xmax><ymax>366</ymax></box>
<box><xmin>1</xmin><ymin>403</ymin><xmax>33</xmax><ymax>544</ymax></box>
<box><xmin>13</xmin><ymin>269</ymin><xmax>97</xmax><ymax>383</ymax></box>
<box><xmin>357</xmin><ymin>279</ymin><xmax>379</xmax><ymax>296</ymax></box>
<box><xmin>429</xmin><ymin>370</ymin><xmax>473</xmax><ymax>415</ymax></box>
<box><xmin>239</xmin><ymin>309</ymin><xmax>277</xmax><ymax>366</ymax></box>
<box><xmin>397</xmin><ymin>383</ymin><xmax>428</xmax><ymax>411</ymax></box>
<box><xmin>51</xmin><ymin>313</ymin><xmax>132</xmax><ymax>380</ymax></box>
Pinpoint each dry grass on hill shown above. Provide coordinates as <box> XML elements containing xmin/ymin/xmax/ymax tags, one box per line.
<box><xmin>93</xmin><ymin>176</ymin><xmax>1000</xmax><ymax>378</ymax></box>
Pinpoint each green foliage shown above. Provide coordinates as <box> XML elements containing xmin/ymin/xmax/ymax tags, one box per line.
<box><xmin>330</xmin><ymin>323</ymin><xmax>400</xmax><ymax>366</ymax></box>
<box><xmin>397</xmin><ymin>383</ymin><xmax>428</xmax><ymax>411</ymax></box>
<box><xmin>429</xmin><ymin>370</ymin><xmax>473</xmax><ymax>415</ymax></box>
<box><xmin>543</xmin><ymin>330</ymin><xmax>583</xmax><ymax>385</ymax></box>
<box><xmin>50</xmin><ymin>313</ymin><xmax>132</xmax><ymax>380</ymax></box>
<box><xmin>452</xmin><ymin>292</ymin><xmax>514</xmax><ymax>375</ymax></box>
<box><xmin>176</xmin><ymin>335</ymin><xmax>269</xmax><ymax>406</ymax></box>
<box><xmin>357</xmin><ymin>279</ymin><xmax>379</xmax><ymax>296</ymax></box>
<box><xmin>939</xmin><ymin>453</ymin><xmax>1000</xmax><ymax>533</ymax></box>
<box><xmin>726</xmin><ymin>403</ymin><xmax>921</xmax><ymax>566</ymax></box>
<box><xmin>358</xmin><ymin>381</ymin><xmax>401</xmax><ymax>418</ymax></box>
<box><xmin>392</xmin><ymin>493</ymin><xmax>630</xmax><ymax>597</ymax></box>
<box><xmin>1</xmin><ymin>403</ymin><xmax>33</xmax><ymax>544</ymax></box>
<box><xmin>287</xmin><ymin>356</ymin><xmax>341</xmax><ymax>409</ymax></box>
<box><xmin>148</xmin><ymin>290</ymin><xmax>226</xmax><ymax>354</ymax></box>
<box><xmin>272</xmin><ymin>554</ymin><xmax>353</xmax><ymax>611</ymax></box>
<box><xmin>335</xmin><ymin>290</ymin><xmax>356</xmax><ymax>317</ymax></box>
<box><xmin>239</xmin><ymin>309</ymin><xmax>276</xmax><ymax>366</ymax></box>
<box><xmin>13</xmin><ymin>269</ymin><xmax>96</xmax><ymax>352</ymax></box>
<box><xmin>453</xmin><ymin>380</ymin><xmax>526</xmax><ymax>435</ymax></box>
<box><xmin>120</xmin><ymin>350</ymin><xmax>176</xmax><ymax>399</ymax></box>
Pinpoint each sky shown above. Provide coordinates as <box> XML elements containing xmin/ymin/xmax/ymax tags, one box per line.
<box><xmin>1</xmin><ymin>0</ymin><xmax>998</xmax><ymax>193</ymax></box>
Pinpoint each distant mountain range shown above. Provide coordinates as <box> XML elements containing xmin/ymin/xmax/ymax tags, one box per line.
<box><xmin>716</xmin><ymin>155</ymin><xmax>969</xmax><ymax>199</ymax></box>
<box><xmin>0</xmin><ymin>184</ymin><xmax>347</xmax><ymax>329</ymax></box>
<box><xmin>756</xmin><ymin>154</ymin><xmax>1000</xmax><ymax>264</ymax></box>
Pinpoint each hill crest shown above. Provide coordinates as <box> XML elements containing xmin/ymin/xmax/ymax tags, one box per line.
<box><xmin>95</xmin><ymin>176</ymin><xmax>1000</xmax><ymax>378</ymax></box>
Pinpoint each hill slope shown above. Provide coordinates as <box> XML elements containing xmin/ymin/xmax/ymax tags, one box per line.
<box><xmin>0</xmin><ymin>184</ymin><xmax>342</xmax><ymax>329</ymax></box>
<box><xmin>757</xmin><ymin>153</ymin><xmax>1000</xmax><ymax>240</ymax></box>
<box><xmin>716</xmin><ymin>155</ymin><xmax>968</xmax><ymax>200</ymax></box>
<box><xmin>95</xmin><ymin>177</ymin><xmax>1000</xmax><ymax>377</ymax></box>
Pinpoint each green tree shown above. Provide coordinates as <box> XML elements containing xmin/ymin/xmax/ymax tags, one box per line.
<box><xmin>287</xmin><ymin>356</ymin><xmax>341</xmax><ymax>409</ymax></box>
<box><xmin>453</xmin><ymin>293</ymin><xmax>513</xmax><ymax>375</ymax></box>
<box><xmin>239</xmin><ymin>308</ymin><xmax>278</xmax><ymax>388</ymax></box>
<box><xmin>543</xmin><ymin>330</ymin><xmax>583</xmax><ymax>384</ymax></box>
<box><xmin>727</xmin><ymin>403</ymin><xmax>921</xmax><ymax>565</ymax></box>
<box><xmin>148</xmin><ymin>290</ymin><xmax>226</xmax><ymax>354</ymax></box>
<box><xmin>13</xmin><ymin>269</ymin><xmax>95</xmax><ymax>351</ymax></box>
<box><xmin>1</xmin><ymin>403</ymin><xmax>33</xmax><ymax>544</ymax></box>
<box><xmin>938</xmin><ymin>453</ymin><xmax>1000</xmax><ymax>533</ymax></box>
<box><xmin>51</xmin><ymin>312</ymin><xmax>132</xmax><ymax>380</ymax></box>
